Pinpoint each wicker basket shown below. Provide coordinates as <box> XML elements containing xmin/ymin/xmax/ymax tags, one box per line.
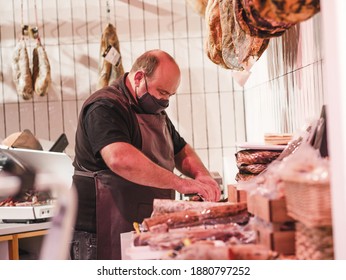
<box><xmin>295</xmin><ymin>222</ymin><xmax>334</xmax><ymax>260</ymax></box>
<box><xmin>283</xmin><ymin>179</ymin><xmax>332</xmax><ymax>227</ymax></box>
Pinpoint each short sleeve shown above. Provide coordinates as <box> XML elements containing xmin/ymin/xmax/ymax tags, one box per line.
<box><xmin>84</xmin><ymin>100</ymin><xmax>132</xmax><ymax>156</ymax></box>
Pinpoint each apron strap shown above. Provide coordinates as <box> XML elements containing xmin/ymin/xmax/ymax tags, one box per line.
<box><xmin>74</xmin><ymin>170</ymin><xmax>95</xmax><ymax>178</ymax></box>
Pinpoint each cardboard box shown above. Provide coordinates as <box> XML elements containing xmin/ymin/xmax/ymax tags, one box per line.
<box><xmin>228</xmin><ymin>184</ymin><xmax>247</xmax><ymax>203</ymax></box>
<box><xmin>247</xmin><ymin>194</ymin><xmax>294</xmax><ymax>223</ymax></box>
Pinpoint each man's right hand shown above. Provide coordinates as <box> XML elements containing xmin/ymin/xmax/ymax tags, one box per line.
<box><xmin>176</xmin><ymin>177</ymin><xmax>221</xmax><ymax>202</ymax></box>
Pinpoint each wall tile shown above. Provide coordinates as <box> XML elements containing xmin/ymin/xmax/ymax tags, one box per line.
<box><xmin>4</xmin><ymin>103</ymin><xmax>20</xmax><ymax>135</ymax></box>
<box><xmin>205</xmin><ymin>93</ymin><xmax>222</xmax><ymax>148</ymax></box>
<box><xmin>220</xmin><ymin>92</ymin><xmax>236</xmax><ymax>147</ymax></box>
<box><xmin>56</xmin><ymin>0</ymin><xmax>74</xmax><ymax>45</ymax></box>
<box><xmin>176</xmin><ymin>93</ymin><xmax>193</xmax><ymax>145</ymax></box>
<box><xmin>19</xmin><ymin>101</ymin><xmax>35</xmax><ymax>133</ymax></box>
<box><xmin>191</xmin><ymin>94</ymin><xmax>207</xmax><ymax>149</ymax></box>
<box><xmin>189</xmin><ymin>38</ymin><xmax>205</xmax><ymax>94</ymax></box>
<box><xmin>33</xmin><ymin>101</ymin><xmax>49</xmax><ymax>140</ymax></box>
<box><xmin>48</xmin><ymin>101</ymin><xmax>63</xmax><ymax>141</ymax></box>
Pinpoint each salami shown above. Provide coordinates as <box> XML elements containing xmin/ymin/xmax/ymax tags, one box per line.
<box><xmin>32</xmin><ymin>39</ymin><xmax>51</xmax><ymax>96</ymax></box>
<box><xmin>12</xmin><ymin>38</ymin><xmax>33</xmax><ymax>100</ymax></box>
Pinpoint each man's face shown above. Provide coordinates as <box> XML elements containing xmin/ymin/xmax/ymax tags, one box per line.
<box><xmin>143</xmin><ymin>60</ymin><xmax>181</xmax><ymax>101</ymax></box>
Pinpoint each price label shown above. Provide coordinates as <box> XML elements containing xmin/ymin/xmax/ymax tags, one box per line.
<box><xmin>103</xmin><ymin>45</ymin><xmax>121</xmax><ymax>66</ymax></box>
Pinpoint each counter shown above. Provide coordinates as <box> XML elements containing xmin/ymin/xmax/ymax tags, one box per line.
<box><xmin>0</xmin><ymin>221</ymin><xmax>51</xmax><ymax>259</ymax></box>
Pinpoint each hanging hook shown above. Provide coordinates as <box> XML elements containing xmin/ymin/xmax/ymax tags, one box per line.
<box><xmin>32</xmin><ymin>0</ymin><xmax>40</xmax><ymax>40</ymax></box>
<box><xmin>20</xmin><ymin>0</ymin><xmax>28</xmax><ymax>37</ymax></box>
<box><xmin>106</xmin><ymin>0</ymin><xmax>111</xmax><ymax>23</ymax></box>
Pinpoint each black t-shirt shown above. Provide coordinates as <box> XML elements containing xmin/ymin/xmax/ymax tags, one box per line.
<box><xmin>73</xmin><ymin>74</ymin><xmax>186</xmax><ymax>232</ymax></box>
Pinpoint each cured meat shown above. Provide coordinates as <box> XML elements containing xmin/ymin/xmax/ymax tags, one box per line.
<box><xmin>32</xmin><ymin>39</ymin><xmax>51</xmax><ymax>96</ymax></box>
<box><xmin>235</xmin><ymin>149</ymin><xmax>281</xmax><ymax>165</ymax></box>
<box><xmin>205</xmin><ymin>0</ymin><xmax>228</xmax><ymax>68</ymax></box>
<box><xmin>12</xmin><ymin>38</ymin><xmax>33</xmax><ymax>100</ymax></box>
<box><xmin>234</xmin><ymin>0</ymin><xmax>290</xmax><ymax>38</ymax></box>
<box><xmin>237</xmin><ymin>163</ymin><xmax>268</xmax><ymax>174</ymax></box>
<box><xmin>252</xmin><ymin>0</ymin><xmax>320</xmax><ymax>25</ymax></box>
<box><xmin>97</xmin><ymin>23</ymin><xmax>124</xmax><ymax>90</ymax></box>
<box><xmin>152</xmin><ymin>199</ymin><xmax>235</xmax><ymax>217</ymax></box>
<box><xmin>205</xmin><ymin>0</ymin><xmax>270</xmax><ymax>70</ymax></box>
<box><xmin>142</xmin><ymin>202</ymin><xmax>248</xmax><ymax>231</ymax></box>
<box><xmin>134</xmin><ymin>223</ymin><xmax>255</xmax><ymax>249</ymax></box>
<box><xmin>186</xmin><ymin>0</ymin><xmax>208</xmax><ymax>16</ymax></box>
<box><xmin>219</xmin><ymin>0</ymin><xmax>270</xmax><ymax>70</ymax></box>
<box><xmin>235</xmin><ymin>172</ymin><xmax>257</xmax><ymax>182</ymax></box>
<box><xmin>164</xmin><ymin>242</ymin><xmax>279</xmax><ymax>260</ymax></box>
<box><xmin>219</xmin><ymin>0</ymin><xmax>244</xmax><ymax>70</ymax></box>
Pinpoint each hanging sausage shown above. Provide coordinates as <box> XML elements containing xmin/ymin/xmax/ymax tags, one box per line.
<box><xmin>12</xmin><ymin>0</ymin><xmax>51</xmax><ymax>100</ymax></box>
<box><xmin>31</xmin><ymin>1</ymin><xmax>51</xmax><ymax>96</ymax></box>
<box><xmin>32</xmin><ymin>37</ymin><xmax>51</xmax><ymax>97</ymax></box>
<box><xmin>12</xmin><ymin>29</ymin><xmax>34</xmax><ymax>100</ymax></box>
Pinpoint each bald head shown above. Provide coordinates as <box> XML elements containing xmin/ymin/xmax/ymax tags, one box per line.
<box><xmin>130</xmin><ymin>49</ymin><xmax>180</xmax><ymax>79</ymax></box>
<box><xmin>126</xmin><ymin>50</ymin><xmax>181</xmax><ymax>102</ymax></box>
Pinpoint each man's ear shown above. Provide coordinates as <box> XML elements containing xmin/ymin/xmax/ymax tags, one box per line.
<box><xmin>134</xmin><ymin>71</ymin><xmax>144</xmax><ymax>87</ymax></box>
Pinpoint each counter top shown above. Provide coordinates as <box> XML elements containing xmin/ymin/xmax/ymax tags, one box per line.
<box><xmin>0</xmin><ymin>221</ymin><xmax>51</xmax><ymax>236</ymax></box>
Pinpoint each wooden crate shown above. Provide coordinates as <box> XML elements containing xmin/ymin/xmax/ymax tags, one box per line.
<box><xmin>247</xmin><ymin>193</ymin><xmax>294</xmax><ymax>223</ymax></box>
<box><xmin>257</xmin><ymin>226</ymin><xmax>295</xmax><ymax>255</ymax></box>
<box><xmin>228</xmin><ymin>184</ymin><xmax>247</xmax><ymax>203</ymax></box>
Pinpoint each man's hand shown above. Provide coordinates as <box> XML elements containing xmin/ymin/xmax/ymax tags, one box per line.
<box><xmin>195</xmin><ymin>175</ymin><xmax>221</xmax><ymax>201</ymax></box>
<box><xmin>176</xmin><ymin>176</ymin><xmax>221</xmax><ymax>202</ymax></box>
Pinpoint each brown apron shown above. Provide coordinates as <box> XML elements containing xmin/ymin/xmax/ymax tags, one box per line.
<box><xmin>75</xmin><ymin>112</ymin><xmax>175</xmax><ymax>259</ymax></box>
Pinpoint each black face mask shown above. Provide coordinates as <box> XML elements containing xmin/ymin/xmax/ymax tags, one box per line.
<box><xmin>137</xmin><ymin>75</ymin><xmax>169</xmax><ymax>114</ymax></box>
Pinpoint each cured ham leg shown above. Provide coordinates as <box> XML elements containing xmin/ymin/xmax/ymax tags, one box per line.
<box><xmin>98</xmin><ymin>23</ymin><xmax>124</xmax><ymax>89</ymax></box>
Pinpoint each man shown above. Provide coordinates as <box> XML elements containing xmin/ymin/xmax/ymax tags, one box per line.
<box><xmin>70</xmin><ymin>49</ymin><xmax>221</xmax><ymax>260</ymax></box>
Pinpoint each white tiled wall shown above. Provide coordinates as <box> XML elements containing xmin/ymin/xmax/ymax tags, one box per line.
<box><xmin>0</xmin><ymin>0</ymin><xmax>246</xmax><ymax>186</ymax></box>
<box><xmin>243</xmin><ymin>14</ymin><xmax>324</xmax><ymax>141</ymax></box>
<box><xmin>0</xmin><ymin>1</ymin><xmax>324</xmax><ymax>188</ymax></box>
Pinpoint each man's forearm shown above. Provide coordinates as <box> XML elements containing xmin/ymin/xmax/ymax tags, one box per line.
<box><xmin>174</xmin><ymin>144</ymin><xmax>211</xmax><ymax>179</ymax></box>
<box><xmin>101</xmin><ymin>142</ymin><xmax>182</xmax><ymax>190</ymax></box>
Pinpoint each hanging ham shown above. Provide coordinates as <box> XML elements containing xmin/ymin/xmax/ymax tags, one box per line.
<box><xmin>97</xmin><ymin>23</ymin><xmax>124</xmax><ymax>90</ymax></box>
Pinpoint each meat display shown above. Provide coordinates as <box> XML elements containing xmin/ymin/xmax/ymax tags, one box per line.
<box><xmin>134</xmin><ymin>223</ymin><xmax>255</xmax><ymax>249</ymax></box>
<box><xmin>152</xmin><ymin>198</ymin><xmax>236</xmax><ymax>216</ymax></box>
<box><xmin>142</xmin><ymin>201</ymin><xmax>248</xmax><ymax>231</ymax></box>
<box><xmin>127</xmin><ymin>194</ymin><xmax>294</xmax><ymax>260</ymax></box>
